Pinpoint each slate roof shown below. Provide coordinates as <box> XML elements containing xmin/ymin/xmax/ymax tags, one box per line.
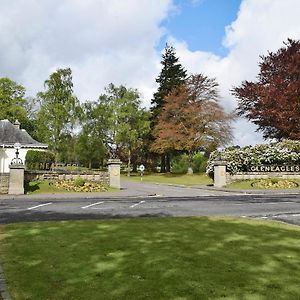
<box><xmin>0</xmin><ymin>119</ymin><xmax>48</xmax><ymax>148</ymax></box>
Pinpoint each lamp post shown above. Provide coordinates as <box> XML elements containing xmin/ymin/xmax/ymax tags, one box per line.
<box><xmin>11</xmin><ymin>142</ymin><xmax>23</xmax><ymax>165</ymax></box>
<box><xmin>110</xmin><ymin>143</ymin><xmax>117</xmax><ymax>159</ymax></box>
<box><xmin>8</xmin><ymin>142</ymin><xmax>25</xmax><ymax>194</ymax></box>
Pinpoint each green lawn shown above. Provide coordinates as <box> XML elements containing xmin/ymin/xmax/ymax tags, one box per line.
<box><xmin>0</xmin><ymin>217</ymin><xmax>300</xmax><ymax>299</ymax></box>
<box><xmin>122</xmin><ymin>172</ymin><xmax>212</xmax><ymax>186</ymax></box>
<box><xmin>25</xmin><ymin>180</ymin><xmax>69</xmax><ymax>194</ymax></box>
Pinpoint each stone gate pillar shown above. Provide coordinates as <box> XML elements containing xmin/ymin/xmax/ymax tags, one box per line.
<box><xmin>213</xmin><ymin>161</ymin><xmax>227</xmax><ymax>188</ymax></box>
<box><xmin>8</xmin><ymin>164</ymin><xmax>25</xmax><ymax>195</ymax></box>
<box><xmin>107</xmin><ymin>159</ymin><xmax>122</xmax><ymax>189</ymax></box>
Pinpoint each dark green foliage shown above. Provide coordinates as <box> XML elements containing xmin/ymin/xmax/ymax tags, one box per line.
<box><xmin>192</xmin><ymin>152</ymin><xmax>208</xmax><ymax>173</ymax></box>
<box><xmin>0</xmin><ymin>77</ymin><xmax>35</xmax><ymax>135</ymax></box>
<box><xmin>150</xmin><ymin>44</ymin><xmax>187</xmax><ymax>124</ymax></box>
<box><xmin>74</xmin><ymin>177</ymin><xmax>85</xmax><ymax>187</ymax></box>
<box><xmin>171</xmin><ymin>152</ymin><xmax>208</xmax><ymax>174</ymax></box>
<box><xmin>171</xmin><ymin>154</ymin><xmax>188</xmax><ymax>174</ymax></box>
<box><xmin>25</xmin><ymin>150</ymin><xmax>55</xmax><ymax>170</ymax></box>
<box><xmin>75</xmin><ymin>131</ymin><xmax>107</xmax><ymax>169</ymax></box>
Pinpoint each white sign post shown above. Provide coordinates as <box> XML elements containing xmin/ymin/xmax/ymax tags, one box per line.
<box><xmin>139</xmin><ymin>164</ymin><xmax>145</xmax><ymax>181</ymax></box>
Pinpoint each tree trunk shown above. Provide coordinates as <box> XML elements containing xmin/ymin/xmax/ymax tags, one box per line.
<box><xmin>160</xmin><ymin>155</ymin><xmax>166</xmax><ymax>173</ymax></box>
<box><xmin>127</xmin><ymin>149</ymin><xmax>131</xmax><ymax>177</ymax></box>
<box><xmin>166</xmin><ymin>153</ymin><xmax>171</xmax><ymax>173</ymax></box>
<box><xmin>187</xmin><ymin>151</ymin><xmax>193</xmax><ymax>174</ymax></box>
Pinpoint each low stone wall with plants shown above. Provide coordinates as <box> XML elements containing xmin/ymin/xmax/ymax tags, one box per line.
<box><xmin>25</xmin><ymin>171</ymin><xmax>110</xmax><ymax>185</ymax></box>
<box><xmin>0</xmin><ymin>173</ymin><xmax>9</xmax><ymax>194</ymax></box>
<box><xmin>207</xmin><ymin>140</ymin><xmax>300</xmax><ymax>183</ymax></box>
<box><xmin>227</xmin><ymin>172</ymin><xmax>300</xmax><ymax>183</ymax></box>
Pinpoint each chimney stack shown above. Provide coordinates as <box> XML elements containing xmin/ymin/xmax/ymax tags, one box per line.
<box><xmin>14</xmin><ymin>120</ymin><xmax>20</xmax><ymax>129</ymax></box>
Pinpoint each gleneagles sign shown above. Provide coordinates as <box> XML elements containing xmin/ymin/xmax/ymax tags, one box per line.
<box><xmin>247</xmin><ymin>165</ymin><xmax>300</xmax><ymax>172</ymax></box>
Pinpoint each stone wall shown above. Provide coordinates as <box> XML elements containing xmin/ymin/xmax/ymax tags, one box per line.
<box><xmin>25</xmin><ymin>171</ymin><xmax>110</xmax><ymax>185</ymax></box>
<box><xmin>0</xmin><ymin>173</ymin><xmax>9</xmax><ymax>194</ymax></box>
<box><xmin>227</xmin><ymin>172</ymin><xmax>300</xmax><ymax>183</ymax></box>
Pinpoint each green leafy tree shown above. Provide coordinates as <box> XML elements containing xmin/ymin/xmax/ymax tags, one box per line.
<box><xmin>89</xmin><ymin>84</ymin><xmax>150</xmax><ymax>175</ymax></box>
<box><xmin>150</xmin><ymin>44</ymin><xmax>187</xmax><ymax>172</ymax></box>
<box><xmin>75</xmin><ymin>131</ymin><xmax>107</xmax><ymax>169</ymax></box>
<box><xmin>0</xmin><ymin>77</ymin><xmax>34</xmax><ymax>134</ymax></box>
<box><xmin>75</xmin><ymin>99</ymin><xmax>108</xmax><ymax>169</ymax></box>
<box><xmin>36</xmin><ymin>68</ymin><xmax>81</xmax><ymax>161</ymax></box>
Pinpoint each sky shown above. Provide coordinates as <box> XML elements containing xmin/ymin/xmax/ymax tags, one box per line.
<box><xmin>0</xmin><ymin>0</ymin><xmax>300</xmax><ymax>147</ymax></box>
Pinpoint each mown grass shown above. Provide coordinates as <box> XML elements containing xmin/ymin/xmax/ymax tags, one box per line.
<box><xmin>25</xmin><ymin>180</ymin><xmax>69</xmax><ymax>194</ymax></box>
<box><xmin>122</xmin><ymin>172</ymin><xmax>212</xmax><ymax>186</ymax></box>
<box><xmin>0</xmin><ymin>217</ymin><xmax>300</xmax><ymax>299</ymax></box>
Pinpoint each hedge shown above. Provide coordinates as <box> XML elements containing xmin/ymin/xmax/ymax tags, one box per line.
<box><xmin>25</xmin><ymin>150</ymin><xmax>55</xmax><ymax>170</ymax></box>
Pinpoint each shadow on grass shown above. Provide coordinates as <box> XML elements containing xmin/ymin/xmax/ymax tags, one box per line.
<box><xmin>0</xmin><ymin>217</ymin><xmax>300</xmax><ymax>299</ymax></box>
<box><xmin>24</xmin><ymin>181</ymin><xmax>40</xmax><ymax>194</ymax></box>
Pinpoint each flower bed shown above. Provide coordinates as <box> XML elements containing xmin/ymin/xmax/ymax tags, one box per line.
<box><xmin>252</xmin><ymin>178</ymin><xmax>298</xmax><ymax>189</ymax></box>
<box><xmin>54</xmin><ymin>180</ymin><xmax>108</xmax><ymax>192</ymax></box>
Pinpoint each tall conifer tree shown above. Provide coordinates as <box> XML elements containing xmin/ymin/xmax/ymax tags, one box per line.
<box><xmin>150</xmin><ymin>44</ymin><xmax>187</xmax><ymax>172</ymax></box>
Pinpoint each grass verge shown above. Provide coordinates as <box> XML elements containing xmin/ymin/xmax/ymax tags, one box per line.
<box><xmin>122</xmin><ymin>172</ymin><xmax>212</xmax><ymax>186</ymax></box>
<box><xmin>0</xmin><ymin>217</ymin><xmax>300</xmax><ymax>299</ymax></box>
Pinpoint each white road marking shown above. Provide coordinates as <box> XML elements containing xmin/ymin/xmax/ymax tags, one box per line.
<box><xmin>81</xmin><ymin>201</ymin><xmax>104</xmax><ymax>209</ymax></box>
<box><xmin>130</xmin><ymin>201</ymin><xmax>145</xmax><ymax>208</ymax></box>
<box><xmin>27</xmin><ymin>202</ymin><xmax>53</xmax><ymax>210</ymax></box>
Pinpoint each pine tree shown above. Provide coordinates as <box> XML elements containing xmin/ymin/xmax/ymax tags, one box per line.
<box><xmin>150</xmin><ymin>44</ymin><xmax>187</xmax><ymax>172</ymax></box>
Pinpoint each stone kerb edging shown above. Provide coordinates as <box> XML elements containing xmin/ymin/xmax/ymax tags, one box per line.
<box><xmin>0</xmin><ymin>264</ymin><xmax>11</xmax><ymax>300</ymax></box>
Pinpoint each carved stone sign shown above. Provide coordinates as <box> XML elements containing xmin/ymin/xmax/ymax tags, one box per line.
<box><xmin>26</xmin><ymin>162</ymin><xmax>78</xmax><ymax>170</ymax></box>
<box><xmin>247</xmin><ymin>165</ymin><xmax>300</xmax><ymax>172</ymax></box>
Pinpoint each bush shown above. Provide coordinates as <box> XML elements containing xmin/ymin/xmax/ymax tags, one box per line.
<box><xmin>192</xmin><ymin>153</ymin><xmax>208</xmax><ymax>173</ymax></box>
<box><xmin>171</xmin><ymin>152</ymin><xmax>208</xmax><ymax>174</ymax></box>
<box><xmin>171</xmin><ymin>154</ymin><xmax>188</xmax><ymax>174</ymax></box>
<box><xmin>206</xmin><ymin>139</ymin><xmax>300</xmax><ymax>177</ymax></box>
<box><xmin>25</xmin><ymin>150</ymin><xmax>55</xmax><ymax>170</ymax></box>
<box><xmin>74</xmin><ymin>177</ymin><xmax>85</xmax><ymax>187</ymax></box>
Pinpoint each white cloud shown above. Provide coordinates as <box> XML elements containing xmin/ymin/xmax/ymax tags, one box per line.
<box><xmin>1</xmin><ymin>0</ymin><xmax>300</xmax><ymax>146</ymax></box>
<box><xmin>169</xmin><ymin>0</ymin><xmax>300</xmax><ymax>146</ymax></box>
<box><xmin>0</xmin><ymin>0</ymin><xmax>173</xmax><ymax>105</ymax></box>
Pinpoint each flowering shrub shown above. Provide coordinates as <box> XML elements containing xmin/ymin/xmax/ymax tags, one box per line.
<box><xmin>252</xmin><ymin>178</ymin><xmax>298</xmax><ymax>189</ymax></box>
<box><xmin>206</xmin><ymin>140</ymin><xmax>300</xmax><ymax>177</ymax></box>
<box><xmin>54</xmin><ymin>180</ymin><xmax>108</xmax><ymax>192</ymax></box>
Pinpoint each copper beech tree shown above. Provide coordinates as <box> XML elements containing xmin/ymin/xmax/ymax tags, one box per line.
<box><xmin>232</xmin><ymin>39</ymin><xmax>300</xmax><ymax>140</ymax></box>
<box><xmin>151</xmin><ymin>74</ymin><xmax>233</xmax><ymax>173</ymax></box>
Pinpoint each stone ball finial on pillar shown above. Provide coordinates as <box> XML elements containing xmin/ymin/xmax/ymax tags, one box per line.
<box><xmin>213</xmin><ymin>160</ymin><xmax>227</xmax><ymax>188</ymax></box>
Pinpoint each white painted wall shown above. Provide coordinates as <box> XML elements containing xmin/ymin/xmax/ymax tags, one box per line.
<box><xmin>0</xmin><ymin>148</ymin><xmax>28</xmax><ymax>173</ymax></box>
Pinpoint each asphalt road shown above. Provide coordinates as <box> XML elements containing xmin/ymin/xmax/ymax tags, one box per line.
<box><xmin>1</xmin><ymin>192</ymin><xmax>300</xmax><ymax>226</ymax></box>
